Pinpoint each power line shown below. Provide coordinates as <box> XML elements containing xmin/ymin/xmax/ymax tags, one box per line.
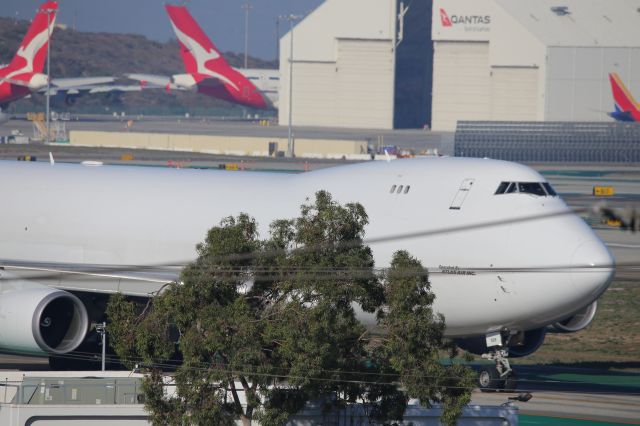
<box><xmin>3</xmin><ymin>348</ymin><xmax>639</xmax><ymax>394</ymax></box>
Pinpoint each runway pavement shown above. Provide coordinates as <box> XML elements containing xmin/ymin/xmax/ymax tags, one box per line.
<box><xmin>471</xmin><ymin>363</ymin><xmax>640</xmax><ymax>424</ymax></box>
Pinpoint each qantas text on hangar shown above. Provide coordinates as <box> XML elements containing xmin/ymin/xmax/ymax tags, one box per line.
<box><xmin>439</xmin><ymin>8</ymin><xmax>491</xmax><ymax>27</ymax></box>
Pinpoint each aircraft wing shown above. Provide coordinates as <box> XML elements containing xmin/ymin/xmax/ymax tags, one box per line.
<box><xmin>50</xmin><ymin>76</ymin><xmax>116</xmax><ymax>89</ymax></box>
<box><xmin>126</xmin><ymin>73</ymin><xmax>173</xmax><ymax>87</ymax></box>
<box><xmin>0</xmin><ymin>76</ymin><xmax>117</xmax><ymax>89</ymax></box>
<box><xmin>46</xmin><ymin>84</ymin><xmax>146</xmax><ymax>96</ymax></box>
<box><xmin>0</xmin><ymin>259</ymin><xmax>178</xmax><ymax>297</ymax></box>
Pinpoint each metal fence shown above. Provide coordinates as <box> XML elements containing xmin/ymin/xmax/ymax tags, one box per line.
<box><xmin>0</xmin><ymin>378</ymin><xmax>143</xmax><ymax>405</ymax></box>
<box><xmin>454</xmin><ymin>121</ymin><xmax>640</xmax><ymax>162</ymax></box>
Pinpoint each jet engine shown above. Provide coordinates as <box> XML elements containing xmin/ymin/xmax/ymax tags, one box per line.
<box><xmin>50</xmin><ymin>93</ymin><xmax>78</xmax><ymax>109</ymax></box>
<box><xmin>551</xmin><ymin>301</ymin><xmax>597</xmax><ymax>333</ymax></box>
<box><xmin>455</xmin><ymin>328</ymin><xmax>547</xmax><ymax>358</ymax></box>
<box><xmin>0</xmin><ymin>286</ymin><xmax>89</xmax><ymax>356</ymax></box>
<box><xmin>64</xmin><ymin>94</ymin><xmax>78</xmax><ymax>106</ymax></box>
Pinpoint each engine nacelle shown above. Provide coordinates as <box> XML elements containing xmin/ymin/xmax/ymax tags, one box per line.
<box><xmin>171</xmin><ymin>73</ymin><xmax>198</xmax><ymax>90</ymax></box>
<box><xmin>455</xmin><ymin>328</ymin><xmax>547</xmax><ymax>358</ymax></box>
<box><xmin>28</xmin><ymin>73</ymin><xmax>49</xmax><ymax>90</ymax></box>
<box><xmin>551</xmin><ymin>301</ymin><xmax>597</xmax><ymax>333</ymax></box>
<box><xmin>0</xmin><ymin>286</ymin><xmax>89</xmax><ymax>356</ymax></box>
<box><xmin>64</xmin><ymin>94</ymin><xmax>78</xmax><ymax>106</ymax></box>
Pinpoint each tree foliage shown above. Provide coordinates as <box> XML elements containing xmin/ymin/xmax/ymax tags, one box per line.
<box><xmin>107</xmin><ymin>191</ymin><xmax>474</xmax><ymax>426</ymax></box>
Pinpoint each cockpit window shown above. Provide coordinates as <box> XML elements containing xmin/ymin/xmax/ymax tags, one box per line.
<box><xmin>518</xmin><ymin>182</ymin><xmax>547</xmax><ymax>196</ymax></box>
<box><xmin>543</xmin><ymin>182</ymin><xmax>557</xmax><ymax>196</ymax></box>
<box><xmin>495</xmin><ymin>181</ymin><xmax>557</xmax><ymax>197</ymax></box>
<box><xmin>495</xmin><ymin>182</ymin><xmax>509</xmax><ymax>194</ymax></box>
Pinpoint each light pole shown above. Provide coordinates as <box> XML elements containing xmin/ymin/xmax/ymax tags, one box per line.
<box><xmin>275</xmin><ymin>15</ymin><xmax>287</xmax><ymax>63</ymax></box>
<box><xmin>283</xmin><ymin>15</ymin><xmax>300</xmax><ymax>158</ymax></box>
<box><xmin>275</xmin><ymin>18</ymin><xmax>280</xmax><ymax>62</ymax></box>
<box><xmin>242</xmin><ymin>3</ymin><xmax>253</xmax><ymax>69</ymax></box>
<box><xmin>96</xmin><ymin>322</ymin><xmax>107</xmax><ymax>372</ymax></box>
<box><xmin>44</xmin><ymin>6</ymin><xmax>54</xmax><ymax>144</ymax></box>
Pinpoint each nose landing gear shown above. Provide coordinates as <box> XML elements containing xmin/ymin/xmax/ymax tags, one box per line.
<box><xmin>478</xmin><ymin>331</ymin><xmax>518</xmax><ymax>392</ymax></box>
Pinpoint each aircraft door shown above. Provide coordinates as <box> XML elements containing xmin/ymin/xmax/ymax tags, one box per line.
<box><xmin>450</xmin><ymin>178</ymin><xmax>475</xmax><ymax>210</ymax></box>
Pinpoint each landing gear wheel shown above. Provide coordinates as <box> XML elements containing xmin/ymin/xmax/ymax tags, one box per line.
<box><xmin>503</xmin><ymin>371</ymin><xmax>517</xmax><ymax>392</ymax></box>
<box><xmin>478</xmin><ymin>366</ymin><xmax>503</xmax><ymax>392</ymax></box>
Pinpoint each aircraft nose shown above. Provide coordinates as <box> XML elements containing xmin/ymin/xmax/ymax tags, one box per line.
<box><xmin>570</xmin><ymin>239</ymin><xmax>615</xmax><ymax>298</ymax></box>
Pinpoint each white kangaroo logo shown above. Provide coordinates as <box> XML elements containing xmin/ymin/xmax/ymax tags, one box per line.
<box><xmin>169</xmin><ymin>20</ymin><xmax>239</xmax><ymax>91</ymax></box>
<box><xmin>5</xmin><ymin>15</ymin><xmax>55</xmax><ymax>81</ymax></box>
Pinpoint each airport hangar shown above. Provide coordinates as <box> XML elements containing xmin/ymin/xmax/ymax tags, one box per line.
<box><xmin>277</xmin><ymin>0</ymin><xmax>640</xmax><ymax>132</ymax></box>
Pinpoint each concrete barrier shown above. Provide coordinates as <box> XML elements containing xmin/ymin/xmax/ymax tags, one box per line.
<box><xmin>69</xmin><ymin>131</ymin><xmax>369</xmax><ymax>159</ymax></box>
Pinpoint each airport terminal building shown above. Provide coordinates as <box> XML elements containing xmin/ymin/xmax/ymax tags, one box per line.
<box><xmin>278</xmin><ymin>0</ymin><xmax>640</xmax><ymax>131</ymax></box>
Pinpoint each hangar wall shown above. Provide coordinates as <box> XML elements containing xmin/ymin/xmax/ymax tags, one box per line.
<box><xmin>431</xmin><ymin>0</ymin><xmax>494</xmax><ymax>131</ymax></box>
<box><xmin>546</xmin><ymin>47</ymin><xmax>640</xmax><ymax>121</ymax></box>
<box><xmin>279</xmin><ymin>0</ymin><xmax>640</xmax><ymax>132</ymax></box>
<box><xmin>278</xmin><ymin>0</ymin><xmax>397</xmax><ymax>130</ymax></box>
<box><xmin>431</xmin><ymin>0</ymin><xmax>640</xmax><ymax>131</ymax></box>
<box><xmin>432</xmin><ymin>41</ymin><xmax>491</xmax><ymax>131</ymax></box>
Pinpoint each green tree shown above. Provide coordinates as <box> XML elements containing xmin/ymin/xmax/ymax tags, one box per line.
<box><xmin>107</xmin><ymin>191</ymin><xmax>474</xmax><ymax>426</ymax></box>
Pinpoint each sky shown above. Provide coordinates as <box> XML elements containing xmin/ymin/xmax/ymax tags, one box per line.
<box><xmin>1</xmin><ymin>0</ymin><xmax>325</xmax><ymax>60</ymax></box>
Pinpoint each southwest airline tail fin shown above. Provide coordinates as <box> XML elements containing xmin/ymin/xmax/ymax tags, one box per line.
<box><xmin>6</xmin><ymin>1</ymin><xmax>58</xmax><ymax>80</ymax></box>
<box><xmin>609</xmin><ymin>73</ymin><xmax>640</xmax><ymax>122</ymax></box>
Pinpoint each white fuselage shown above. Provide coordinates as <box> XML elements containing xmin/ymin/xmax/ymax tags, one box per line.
<box><xmin>0</xmin><ymin>158</ymin><xmax>614</xmax><ymax>337</ymax></box>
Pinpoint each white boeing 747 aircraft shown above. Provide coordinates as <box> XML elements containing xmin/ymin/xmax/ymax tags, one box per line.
<box><xmin>0</xmin><ymin>157</ymin><xmax>613</xmax><ymax>391</ymax></box>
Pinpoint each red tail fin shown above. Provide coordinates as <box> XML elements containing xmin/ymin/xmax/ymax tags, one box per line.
<box><xmin>609</xmin><ymin>73</ymin><xmax>639</xmax><ymax>113</ymax></box>
<box><xmin>6</xmin><ymin>1</ymin><xmax>58</xmax><ymax>80</ymax></box>
<box><xmin>164</xmin><ymin>4</ymin><xmax>268</xmax><ymax>109</ymax></box>
<box><xmin>165</xmin><ymin>4</ymin><xmax>230</xmax><ymax>76</ymax></box>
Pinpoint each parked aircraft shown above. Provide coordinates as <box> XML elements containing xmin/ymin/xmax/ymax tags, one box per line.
<box><xmin>0</xmin><ymin>1</ymin><xmax>135</xmax><ymax>116</ymax></box>
<box><xmin>0</xmin><ymin>1</ymin><xmax>120</xmax><ymax>107</ymax></box>
<box><xmin>608</xmin><ymin>73</ymin><xmax>640</xmax><ymax>122</ymax></box>
<box><xmin>126</xmin><ymin>4</ymin><xmax>274</xmax><ymax>110</ymax></box>
<box><xmin>0</xmin><ymin>158</ymin><xmax>613</xmax><ymax>391</ymax></box>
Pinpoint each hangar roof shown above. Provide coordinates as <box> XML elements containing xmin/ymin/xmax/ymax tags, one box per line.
<box><xmin>495</xmin><ymin>0</ymin><xmax>640</xmax><ymax>47</ymax></box>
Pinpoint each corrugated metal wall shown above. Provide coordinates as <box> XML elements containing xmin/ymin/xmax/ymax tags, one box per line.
<box><xmin>293</xmin><ymin>62</ymin><xmax>338</xmax><ymax>125</ymax></box>
<box><xmin>432</xmin><ymin>41</ymin><xmax>491</xmax><ymax>131</ymax></box>
<box><xmin>490</xmin><ymin>67</ymin><xmax>539</xmax><ymax>121</ymax></box>
<box><xmin>546</xmin><ymin>47</ymin><xmax>640</xmax><ymax>122</ymax></box>
<box><xmin>336</xmin><ymin>39</ymin><xmax>395</xmax><ymax>128</ymax></box>
<box><xmin>455</xmin><ymin>121</ymin><xmax>640</xmax><ymax>162</ymax></box>
<box><xmin>290</xmin><ymin>39</ymin><xmax>395</xmax><ymax>129</ymax></box>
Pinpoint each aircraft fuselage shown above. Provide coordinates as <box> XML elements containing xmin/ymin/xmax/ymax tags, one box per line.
<box><xmin>0</xmin><ymin>158</ymin><xmax>614</xmax><ymax>337</ymax></box>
